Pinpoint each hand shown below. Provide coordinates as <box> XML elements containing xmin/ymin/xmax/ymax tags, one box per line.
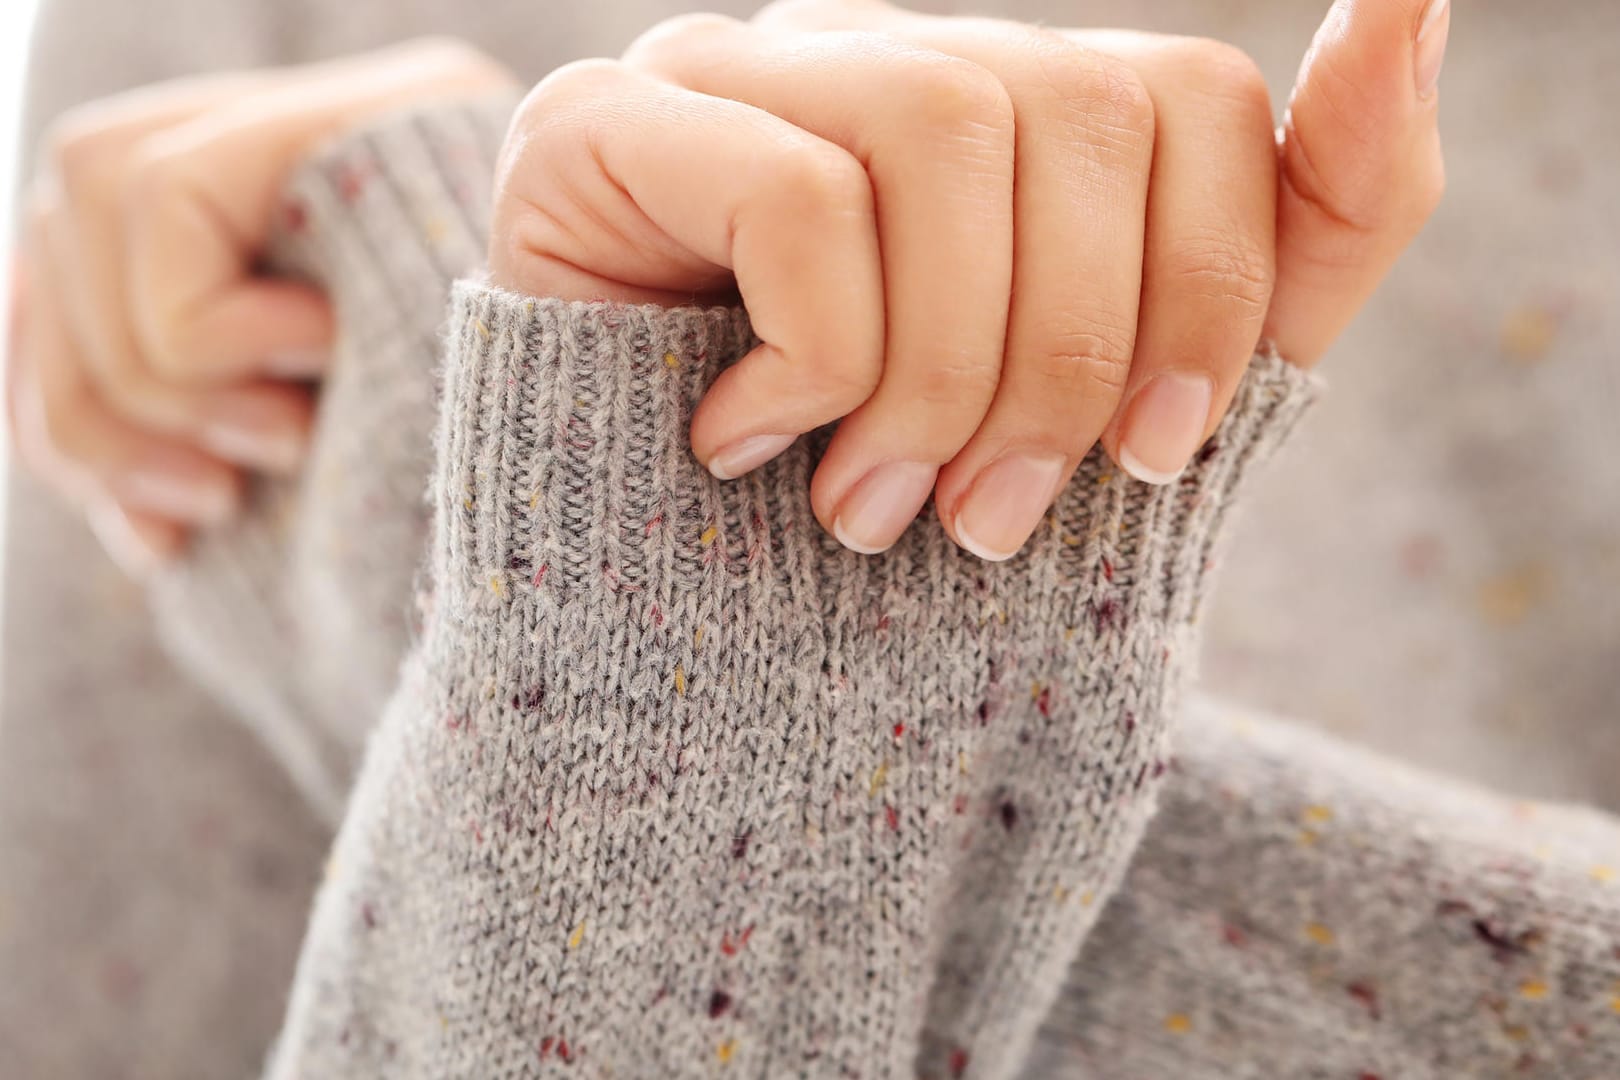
<box><xmin>489</xmin><ymin>0</ymin><xmax>1447</xmax><ymax>560</ymax></box>
<box><xmin>4</xmin><ymin>39</ymin><xmax>514</xmax><ymax>575</ymax></box>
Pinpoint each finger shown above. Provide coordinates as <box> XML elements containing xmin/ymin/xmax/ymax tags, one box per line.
<box><xmin>5</xmin><ymin>251</ymin><xmax>28</xmax><ymax>436</ymax></box>
<box><xmin>14</xmin><ymin>231</ymin><xmax>242</xmax><ymax>528</ymax></box>
<box><xmin>41</xmin><ymin>103</ymin><xmax>317</xmax><ymax>472</ymax></box>
<box><xmin>1077</xmin><ymin>32</ymin><xmax>1279</xmax><ymax>484</ymax></box>
<box><xmin>491</xmin><ymin>59</ymin><xmax>885</xmax><ymax>493</ymax></box>
<box><xmin>12</xmin><ymin>264</ymin><xmax>189</xmax><ymax>576</ymax></box>
<box><xmin>87</xmin><ymin>501</ymin><xmax>187</xmax><ymax>578</ymax></box>
<box><xmin>125</xmin><ymin>37</ymin><xmax>512</xmax><ymax>383</ymax></box>
<box><xmin>851</xmin><ymin>17</ymin><xmax>1154</xmax><ymax>561</ymax></box>
<box><xmin>1265</xmin><ymin>0</ymin><xmax>1449</xmax><ymax>366</ymax></box>
<box><xmin>628</xmin><ymin>16</ymin><xmax>1016</xmax><ymax>555</ymax></box>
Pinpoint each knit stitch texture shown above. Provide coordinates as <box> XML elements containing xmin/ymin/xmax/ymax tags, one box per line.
<box><xmin>226</xmin><ymin>102</ymin><xmax>1315</xmax><ymax>1075</ymax></box>
<box><xmin>10</xmin><ymin>92</ymin><xmax>1620</xmax><ymax>1080</ymax></box>
<box><xmin>263</xmin><ymin>265</ymin><xmax>1313</xmax><ymax>1077</ymax></box>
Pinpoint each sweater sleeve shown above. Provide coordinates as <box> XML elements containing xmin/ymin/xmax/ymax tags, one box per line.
<box><xmin>1028</xmin><ymin>697</ymin><xmax>1620</xmax><ymax>1079</ymax></box>
<box><xmin>262</xmin><ymin>250</ymin><xmax>1318</xmax><ymax>1077</ymax></box>
<box><xmin>146</xmin><ymin>94</ymin><xmax>518</xmax><ymax>820</ymax></box>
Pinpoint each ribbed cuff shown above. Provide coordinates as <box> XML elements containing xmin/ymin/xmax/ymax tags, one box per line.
<box><xmin>434</xmin><ymin>281</ymin><xmax>1319</xmax><ymax>625</ymax></box>
<box><xmin>427</xmin><ymin>282</ymin><xmax>1320</xmax><ymax>1078</ymax></box>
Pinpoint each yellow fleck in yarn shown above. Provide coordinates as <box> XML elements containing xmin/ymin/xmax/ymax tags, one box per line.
<box><xmin>869</xmin><ymin>762</ymin><xmax>889</xmax><ymax>797</ymax></box>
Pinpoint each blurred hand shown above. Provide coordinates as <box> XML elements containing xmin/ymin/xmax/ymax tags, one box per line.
<box><xmin>5</xmin><ymin>38</ymin><xmax>513</xmax><ymax>575</ymax></box>
<box><xmin>491</xmin><ymin>0</ymin><xmax>1448</xmax><ymax>560</ymax></box>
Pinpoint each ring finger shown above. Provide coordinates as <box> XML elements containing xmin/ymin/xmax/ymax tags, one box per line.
<box><xmin>1072</xmin><ymin>30</ymin><xmax>1279</xmax><ymax>484</ymax></box>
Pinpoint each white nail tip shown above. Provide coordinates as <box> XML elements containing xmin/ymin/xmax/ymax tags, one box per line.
<box><xmin>833</xmin><ymin>517</ymin><xmax>895</xmax><ymax>556</ymax></box>
<box><xmin>1118</xmin><ymin>446</ymin><xmax>1185</xmax><ymax>486</ymax></box>
<box><xmin>202</xmin><ymin>424</ymin><xmax>303</xmax><ymax>473</ymax></box>
<box><xmin>952</xmin><ymin>517</ymin><xmax>1016</xmax><ymax>563</ymax></box>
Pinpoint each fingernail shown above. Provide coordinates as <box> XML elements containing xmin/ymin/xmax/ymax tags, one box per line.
<box><xmin>952</xmin><ymin>453</ymin><xmax>1067</xmax><ymax>562</ymax></box>
<box><xmin>1118</xmin><ymin>372</ymin><xmax>1215</xmax><ymax>485</ymax></box>
<box><xmin>708</xmin><ymin>433</ymin><xmax>796</xmax><ymax>480</ymax></box>
<box><xmin>87</xmin><ymin>503</ymin><xmax>173</xmax><ymax>578</ymax></box>
<box><xmin>122</xmin><ymin>468</ymin><xmax>237</xmax><ymax>527</ymax></box>
<box><xmin>265</xmin><ymin>348</ymin><xmax>330</xmax><ymax>378</ymax></box>
<box><xmin>1415</xmin><ymin>0</ymin><xmax>1450</xmax><ymax>98</ymax></box>
<box><xmin>200</xmin><ymin>392</ymin><xmax>309</xmax><ymax>473</ymax></box>
<box><xmin>200</xmin><ymin>419</ymin><xmax>306</xmax><ymax>474</ymax></box>
<box><xmin>832</xmin><ymin>460</ymin><xmax>938</xmax><ymax>555</ymax></box>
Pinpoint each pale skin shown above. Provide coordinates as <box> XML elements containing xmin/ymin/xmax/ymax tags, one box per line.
<box><xmin>5</xmin><ymin>0</ymin><xmax>1449</xmax><ymax>572</ymax></box>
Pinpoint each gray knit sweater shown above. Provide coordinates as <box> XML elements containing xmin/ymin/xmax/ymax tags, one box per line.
<box><xmin>223</xmin><ymin>100</ymin><xmax>1322</xmax><ymax>1077</ymax></box>
<box><xmin>139</xmin><ymin>102</ymin><xmax>1620</xmax><ymax>1077</ymax></box>
<box><xmin>4</xmin><ymin>25</ymin><xmax>1620</xmax><ymax>1080</ymax></box>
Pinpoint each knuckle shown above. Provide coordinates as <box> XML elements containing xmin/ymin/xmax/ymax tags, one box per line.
<box><xmin>901</xmin><ymin>55</ymin><xmax>1016</xmax><ymax>149</ymax></box>
<box><xmin>1169</xmin><ymin>37</ymin><xmax>1272</xmax><ymax>115</ymax></box>
<box><xmin>1035</xmin><ymin>41</ymin><xmax>1156</xmax><ymax>152</ymax></box>
<box><xmin>123</xmin><ymin>146</ymin><xmax>187</xmax><ymax>215</ymax></box>
<box><xmin>1034</xmin><ymin>325</ymin><xmax>1135</xmax><ymax>398</ymax></box>
<box><xmin>772</xmin><ymin>143</ymin><xmax>873</xmax><ymax>220</ymax></box>
<box><xmin>1279</xmin><ymin>133</ymin><xmax>1380</xmax><ymax>237</ymax></box>
<box><xmin>524</xmin><ymin>57</ymin><xmax>626</xmax><ymax>115</ymax></box>
<box><xmin>624</xmin><ymin>12</ymin><xmax>740</xmax><ymax>64</ymax></box>
<box><xmin>1162</xmin><ymin>235</ymin><xmax>1274</xmax><ymax>317</ymax></box>
<box><xmin>506</xmin><ymin>60</ymin><xmax>624</xmax><ymax>172</ymax></box>
<box><xmin>43</xmin><ymin>109</ymin><xmax>120</xmax><ymax>203</ymax></box>
<box><xmin>909</xmin><ymin>352</ymin><xmax>1002</xmax><ymax>410</ymax></box>
<box><xmin>813</xmin><ymin>354</ymin><xmax>884</xmax><ymax>406</ymax></box>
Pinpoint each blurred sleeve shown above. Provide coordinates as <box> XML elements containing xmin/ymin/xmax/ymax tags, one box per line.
<box><xmin>0</xmin><ymin>3</ymin><xmax>329</xmax><ymax>1077</ymax></box>
<box><xmin>1027</xmin><ymin>695</ymin><xmax>1620</xmax><ymax>1079</ymax></box>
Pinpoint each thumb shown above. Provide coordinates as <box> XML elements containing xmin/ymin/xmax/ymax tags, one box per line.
<box><xmin>1263</xmin><ymin>0</ymin><xmax>1449</xmax><ymax>367</ymax></box>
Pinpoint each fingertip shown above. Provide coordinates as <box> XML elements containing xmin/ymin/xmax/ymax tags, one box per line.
<box><xmin>197</xmin><ymin>381</ymin><xmax>315</xmax><ymax>474</ymax></box>
<box><xmin>87</xmin><ymin>501</ymin><xmax>186</xmax><ymax>579</ymax></box>
<box><xmin>145</xmin><ymin>278</ymin><xmax>336</xmax><ymax>382</ymax></box>
<box><xmin>705</xmin><ymin>432</ymin><xmax>797</xmax><ymax>481</ymax></box>
<box><xmin>116</xmin><ymin>455</ymin><xmax>244</xmax><ymax>528</ymax></box>
<box><xmin>825</xmin><ymin>459</ymin><xmax>937</xmax><ymax>557</ymax></box>
<box><xmin>690</xmin><ymin>340</ymin><xmax>873</xmax><ymax>477</ymax></box>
